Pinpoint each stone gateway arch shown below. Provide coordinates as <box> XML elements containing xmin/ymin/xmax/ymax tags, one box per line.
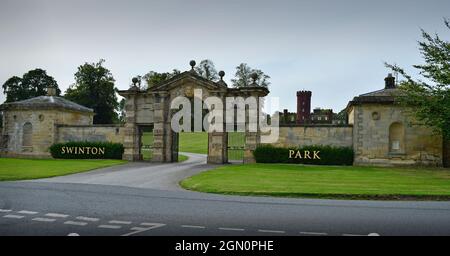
<box><xmin>118</xmin><ymin>61</ymin><xmax>269</xmax><ymax>164</ymax></box>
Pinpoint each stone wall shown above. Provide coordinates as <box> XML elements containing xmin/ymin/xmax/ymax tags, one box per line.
<box><xmin>135</xmin><ymin>94</ymin><xmax>154</xmax><ymax>125</ymax></box>
<box><xmin>350</xmin><ymin>104</ymin><xmax>443</xmax><ymax>166</ymax></box>
<box><xmin>1</xmin><ymin>109</ymin><xmax>92</xmax><ymax>158</ymax></box>
<box><xmin>271</xmin><ymin>125</ymin><xmax>353</xmax><ymax>148</ymax></box>
<box><xmin>56</xmin><ymin>125</ymin><xmax>124</xmax><ymax>144</ymax></box>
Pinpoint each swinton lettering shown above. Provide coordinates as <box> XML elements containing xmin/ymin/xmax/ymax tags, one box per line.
<box><xmin>61</xmin><ymin>146</ymin><xmax>106</xmax><ymax>155</ymax></box>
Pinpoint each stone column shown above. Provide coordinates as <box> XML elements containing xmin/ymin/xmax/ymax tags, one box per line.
<box><xmin>164</xmin><ymin>98</ymin><xmax>176</xmax><ymax>163</ymax></box>
<box><xmin>152</xmin><ymin>93</ymin><xmax>168</xmax><ymax>162</ymax></box>
<box><xmin>207</xmin><ymin>132</ymin><xmax>227</xmax><ymax>164</ymax></box>
<box><xmin>207</xmin><ymin>93</ymin><xmax>227</xmax><ymax>164</ymax></box>
<box><xmin>244</xmin><ymin>93</ymin><xmax>260</xmax><ymax>163</ymax></box>
<box><xmin>122</xmin><ymin>93</ymin><xmax>140</xmax><ymax>161</ymax></box>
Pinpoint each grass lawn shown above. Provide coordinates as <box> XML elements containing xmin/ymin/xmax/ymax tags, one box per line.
<box><xmin>0</xmin><ymin>158</ymin><xmax>126</xmax><ymax>181</ymax></box>
<box><xmin>142</xmin><ymin>132</ymin><xmax>244</xmax><ymax>160</ymax></box>
<box><xmin>179</xmin><ymin>132</ymin><xmax>208</xmax><ymax>154</ymax></box>
<box><xmin>180</xmin><ymin>164</ymin><xmax>450</xmax><ymax>200</ymax></box>
<box><xmin>142</xmin><ymin>132</ymin><xmax>208</xmax><ymax>154</ymax></box>
<box><xmin>141</xmin><ymin>149</ymin><xmax>188</xmax><ymax>162</ymax></box>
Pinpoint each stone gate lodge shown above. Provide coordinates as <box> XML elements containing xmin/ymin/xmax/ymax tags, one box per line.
<box><xmin>1</xmin><ymin>61</ymin><xmax>449</xmax><ymax>167</ymax></box>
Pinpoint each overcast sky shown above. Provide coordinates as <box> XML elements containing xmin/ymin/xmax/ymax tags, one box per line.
<box><xmin>1</xmin><ymin>0</ymin><xmax>449</xmax><ymax>112</ymax></box>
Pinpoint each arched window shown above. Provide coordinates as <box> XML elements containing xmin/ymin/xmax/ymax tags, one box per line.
<box><xmin>389</xmin><ymin>122</ymin><xmax>404</xmax><ymax>153</ymax></box>
<box><xmin>22</xmin><ymin>122</ymin><xmax>32</xmax><ymax>147</ymax></box>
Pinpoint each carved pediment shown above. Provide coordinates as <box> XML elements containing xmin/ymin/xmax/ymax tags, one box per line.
<box><xmin>148</xmin><ymin>71</ymin><xmax>227</xmax><ymax>93</ymax></box>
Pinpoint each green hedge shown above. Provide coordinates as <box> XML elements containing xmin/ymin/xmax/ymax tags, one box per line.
<box><xmin>49</xmin><ymin>141</ymin><xmax>124</xmax><ymax>159</ymax></box>
<box><xmin>253</xmin><ymin>145</ymin><xmax>354</xmax><ymax>165</ymax></box>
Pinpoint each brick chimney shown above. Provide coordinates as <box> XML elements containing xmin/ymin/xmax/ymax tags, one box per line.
<box><xmin>296</xmin><ymin>90</ymin><xmax>312</xmax><ymax>124</ymax></box>
<box><xmin>384</xmin><ymin>73</ymin><xmax>396</xmax><ymax>89</ymax></box>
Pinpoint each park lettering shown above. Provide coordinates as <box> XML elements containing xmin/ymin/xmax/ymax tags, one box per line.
<box><xmin>289</xmin><ymin>150</ymin><xmax>320</xmax><ymax>159</ymax></box>
<box><xmin>61</xmin><ymin>146</ymin><xmax>106</xmax><ymax>155</ymax></box>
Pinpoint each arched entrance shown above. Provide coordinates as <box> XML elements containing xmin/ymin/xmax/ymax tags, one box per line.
<box><xmin>118</xmin><ymin>61</ymin><xmax>269</xmax><ymax>164</ymax></box>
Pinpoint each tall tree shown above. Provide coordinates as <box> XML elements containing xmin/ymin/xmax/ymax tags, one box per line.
<box><xmin>386</xmin><ymin>19</ymin><xmax>450</xmax><ymax>140</ymax></box>
<box><xmin>143</xmin><ymin>69</ymin><xmax>180</xmax><ymax>88</ymax></box>
<box><xmin>22</xmin><ymin>69</ymin><xmax>60</xmax><ymax>97</ymax></box>
<box><xmin>231</xmin><ymin>63</ymin><xmax>270</xmax><ymax>87</ymax></box>
<box><xmin>118</xmin><ymin>98</ymin><xmax>126</xmax><ymax>124</ymax></box>
<box><xmin>2</xmin><ymin>69</ymin><xmax>60</xmax><ymax>103</ymax></box>
<box><xmin>195</xmin><ymin>59</ymin><xmax>219</xmax><ymax>81</ymax></box>
<box><xmin>251</xmin><ymin>69</ymin><xmax>271</xmax><ymax>88</ymax></box>
<box><xmin>65</xmin><ymin>59</ymin><xmax>119</xmax><ymax>124</ymax></box>
<box><xmin>2</xmin><ymin>76</ymin><xmax>24</xmax><ymax>102</ymax></box>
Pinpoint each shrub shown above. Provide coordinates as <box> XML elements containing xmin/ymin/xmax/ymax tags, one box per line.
<box><xmin>253</xmin><ymin>144</ymin><xmax>354</xmax><ymax>165</ymax></box>
<box><xmin>49</xmin><ymin>141</ymin><xmax>124</xmax><ymax>159</ymax></box>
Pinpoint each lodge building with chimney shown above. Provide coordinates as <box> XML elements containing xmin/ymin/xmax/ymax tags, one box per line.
<box><xmin>276</xmin><ymin>74</ymin><xmax>447</xmax><ymax>166</ymax></box>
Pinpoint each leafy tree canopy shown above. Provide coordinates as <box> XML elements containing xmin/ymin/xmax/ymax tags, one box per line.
<box><xmin>195</xmin><ymin>59</ymin><xmax>219</xmax><ymax>81</ymax></box>
<box><xmin>64</xmin><ymin>59</ymin><xmax>119</xmax><ymax>124</ymax></box>
<box><xmin>386</xmin><ymin>19</ymin><xmax>450</xmax><ymax>139</ymax></box>
<box><xmin>231</xmin><ymin>63</ymin><xmax>270</xmax><ymax>88</ymax></box>
<box><xmin>2</xmin><ymin>69</ymin><xmax>60</xmax><ymax>103</ymax></box>
<box><xmin>118</xmin><ymin>98</ymin><xmax>126</xmax><ymax>124</ymax></box>
<box><xmin>143</xmin><ymin>69</ymin><xmax>181</xmax><ymax>89</ymax></box>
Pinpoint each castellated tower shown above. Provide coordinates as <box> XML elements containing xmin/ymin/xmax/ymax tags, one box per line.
<box><xmin>296</xmin><ymin>90</ymin><xmax>312</xmax><ymax>124</ymax></box>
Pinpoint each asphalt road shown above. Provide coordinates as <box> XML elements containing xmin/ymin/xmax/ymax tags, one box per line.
<box><xmin>1</xmin><ymin>153</ymin><xmax>450</xmax><ymax>236</ymax></box>
<box><xmin>36</xmin><ymin>152</ymin><xmax>214</xmax><ymax>191</ymax></box>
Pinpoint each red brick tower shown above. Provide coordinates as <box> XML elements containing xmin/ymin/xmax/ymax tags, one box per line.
<box><xmin>296</xmin><ymin>90</ymin><xmax>312</xmax><ymax>124</ymax></box>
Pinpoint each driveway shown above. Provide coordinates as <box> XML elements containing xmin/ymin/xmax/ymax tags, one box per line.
<box><xmin>3</xmin><ymin>153</ymin><xmax>450</xmax><ymax>235</ymax></box>
<box><xmin>35</xmin><ymin>152</ymin><xmax>215</xmax><ymax>191</ymax></box>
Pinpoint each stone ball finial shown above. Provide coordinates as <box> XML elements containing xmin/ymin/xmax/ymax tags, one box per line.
<box><xmin>251</xmin><ymin>72</ymin><xmax>258</xmax><ymax>82</ymax></box>
<box><xmin>219</xmin><ymin>70</ymin><xmax>225</xmax><ymax>80</ymax></box>
<box><xmin>132</xmin><ymin>77</ymin><xmax>139</xmax><ymax>85</ymax></box>
<box><xmin>189</xmin><ymin>60</ymin><xmax>196</xmax><ymax>69</ymax></box>
<box><xmin>47</xmin><ymin>86</ymin><xmax>56</xmax><ymax>96</ymax></box>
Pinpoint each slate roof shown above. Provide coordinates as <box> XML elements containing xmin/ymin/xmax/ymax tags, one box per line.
<box><xmin>0</xmin><ymin>96</ymin><xmax>94</xmax><ymax>113</ymax></box>
<box><xmin>347</xmin><ymin>87</ymin><xmax>402</xmax><ymax>107</ymax></box>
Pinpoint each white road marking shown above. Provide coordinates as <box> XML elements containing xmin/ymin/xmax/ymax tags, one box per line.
<box><xmin>32</xmin><ymin>217</ymin><xmax>56</xmax><ymax>222</ymax></box>
<box><xmin>0</xmin><ymin>209</ymin><xmax>12</xmax><ymax>213</ymax></box>
<box><xmin>181</xmin><ymin>225</ymin><xmax>206</xmax><ymax>229</ymax></box>
<box><xmin>76</xmin><ymin>216</ymin><xmax>99</xmax><ymax>222</ymax></box>
<box><xmin>130</xmin><ymin>227</ymin><xmax>148</xmax><ymax>231</ymax></box>
<box><xmin>18</xmin><ymin>210</ymin><xmax>38</xmax><ymax>215</ymax></box>
<box><xmin>45</xmin><ymin>213</ymin><xmax>69</xmax><ymax>218</ymax></box>
<box><xmin>64</xmin><ymin>221</ymin><xmax>88</xmax><ymax>226</ymax></box>
<box><xmin>368</xmin><ymin>233</ymin><xmax>381</xmax><ymax>236</ymax></box>
<box><xmin>141</xmin><ymin>222</ymin><xmax>164</xmax><ymax>226</ymax></box>
<box><xmin>300</xmin><ymin>231</ymin><xmax>328</xmax><ymax>236</ymax></box>
<box><xmin>109</xmin><ymin>220</ymin><xmax>132</xmax><ymax>225</ymax></box>
<box><xmin>98</xmin><ymin>225</ymin><xmax>121</xmax><ymax>229</ymax></box>
<box><xmin>218</xmin><ymin>227</ymin><xmax>245</xmax><ymax>231</ymax></box>
<box><xmin>258</xmin><ymin>229</ymin><xmax>285</xmax><ymax>234</ymax></box>
<box><xmin>3</xmin><ymin>214</ymin><xmax>25</xmax><ymax>219</ymax></box>
<box><xmin>121</xmin><ymin>223</ymin><xmax>166</xmax><ymax>236</ymax></box>
<box><xmin>68</xmin><ymin>233</ymin><xmax>80</xmax><ymax>236</ymax></box>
